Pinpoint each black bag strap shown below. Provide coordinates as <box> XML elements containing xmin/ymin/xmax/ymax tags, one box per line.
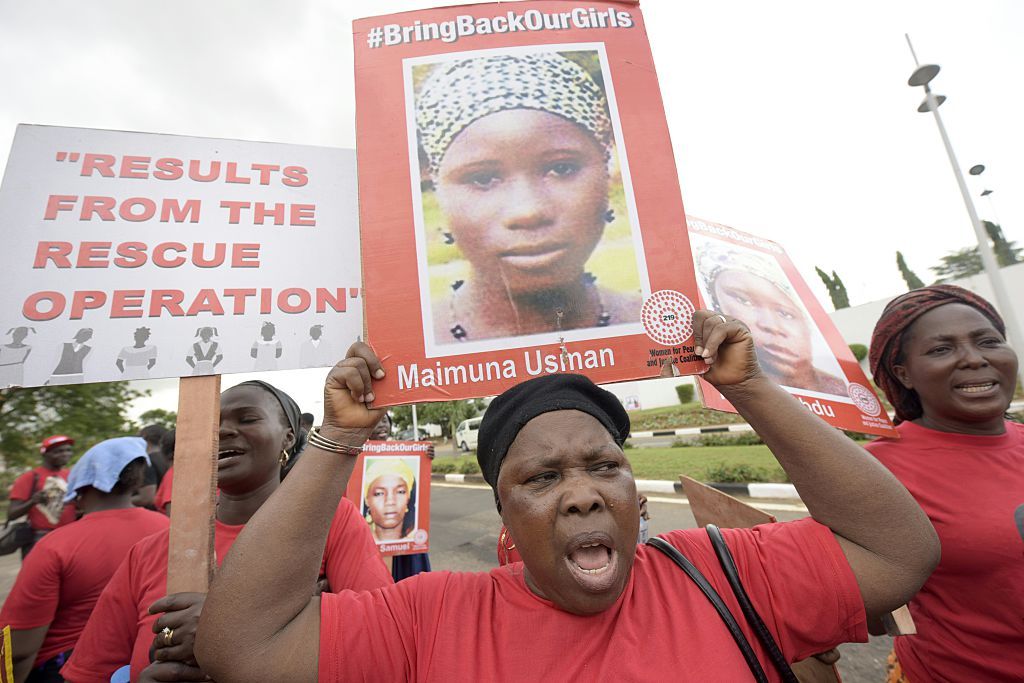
<box><xmin>647</xmin><ymin>536</ymin><xmax>770</xmax><ymax>683</ymax></box>
<box><xmin>706</xmin><ymin>525</ymin><xmax>799</xmax><ymax>683</ymax></box>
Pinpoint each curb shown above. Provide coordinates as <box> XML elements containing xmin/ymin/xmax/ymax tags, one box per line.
<box><xmin>431</xmin><ymin>473</ymin><xmax>799</xmax><ymax>500</ymax></box>
<box><xmin>627</xmin><ymin>423</ymin><xmax>754</xmax><ymax>439</ymax></box>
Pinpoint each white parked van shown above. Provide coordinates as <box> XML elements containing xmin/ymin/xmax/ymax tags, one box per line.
<box><xmin>455</xmin><ymin>416</ymin><xmax>483</xmax><ymax>452</ymax></box>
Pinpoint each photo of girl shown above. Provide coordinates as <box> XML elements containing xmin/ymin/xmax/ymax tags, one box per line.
<box><xmin>411</xmin><ymin>46</ymin><xmax>647</xmax><ymax>352</ymax></box>
<box><xmin>361</xmin><ymin>457</ymin><xmax>419</xmax><ymax>544</ymax></box>
<box><xmin>692</xmin><ymin>234</ymin><xmax>847</xmax><ymax>396</ymax></box>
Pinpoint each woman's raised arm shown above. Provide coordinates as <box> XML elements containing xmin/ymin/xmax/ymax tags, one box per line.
<box><xmin>195</xmin><ymin>343</ymin><xmax>385</xmax><ymax>682</ymax></box>
<box><xmin>694</xmin><ymin>311</ymin><xmax>940</xmax><ymax>621</ymax></box>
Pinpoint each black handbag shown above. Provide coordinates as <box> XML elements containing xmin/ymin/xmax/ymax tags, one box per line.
<box><xmin>0</xmin><ymin>472</ymin><xmax>40</xmax><ymax>556</ymax></box>
<box><xmin>0</xmin><ymin>520</ymin><xmax>35</xmax><ymax>555</ymax></box>
<box><xmin>647</xmin><ymin>524</ymin><xmax>798</xmax><ymax>683</ymax></box>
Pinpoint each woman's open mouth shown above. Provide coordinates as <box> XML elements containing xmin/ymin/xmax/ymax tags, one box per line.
<box><xmin>217</xmin><ymin>448</ymin><xmax>246</xmax><ymax>469</ymax></box>
<box><xmin>564</xmin><ymin>534</ymin><xmax>619</xmax><ymax>592</ymax></box>
<box><xmin>954</xmin><ymin>380</ymin><xmax>999</xmax><ymax>396</ymax></box>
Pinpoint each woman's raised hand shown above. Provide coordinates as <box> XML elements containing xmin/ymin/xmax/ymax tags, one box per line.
<box><xmin>692</xmin><ymin>311</ymin><xmax>762</xmax><ymax>387</ymax></box>
<box><xmin>322</xmin><ymin>342</ymin><xmax>387</xmax><ymax>433</ymax></box>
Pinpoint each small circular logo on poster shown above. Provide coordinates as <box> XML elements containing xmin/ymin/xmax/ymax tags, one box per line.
<box><xmin>413</xmin><ymin>528</ymin><xmax>428</xmax><ymax>545</ymax></box>
<box><xmin>848</xmin><ymin>383</ymin><xmax>881</xmax><ymax>417</ymax></box>
<box><xmin>641</xmin><ymin>290</ymin><xmax>695</xmax><ymax>346</ymax></box>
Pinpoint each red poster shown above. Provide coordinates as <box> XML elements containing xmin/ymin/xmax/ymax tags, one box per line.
<box><xmin>344</xmin><ymin>441</ymin><xmax>432</xmax><ymax>557</ymax></box>
<box><xmin>687</xmin><ymin>217</ymin><xmax>896</xmax><ymax>437</ymax></box>
<box><xmin>354</xmin><ymin>1</ymin><xmax>704</xmax><ymax>404</ymax></box>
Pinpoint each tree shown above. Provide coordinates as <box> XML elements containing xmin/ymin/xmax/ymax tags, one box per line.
<box><xmin>815</xmin><ymin>267</ymin><xmax>850</xmax><ymax>310</ymax></box>
<box><xmin>931</xmin><ymin>247</ymin><xmax>982</xmax><ymax>281</ymax></box>
<box><xmin>390</xmin><ymin>399</ymin><xmax>486</xmax><ymax>439</ymax></box>
<box><xmin>930</xmin><ymin>222</ymin><xmax>1022</xmax><ymax>281</ymax></box>
<box><xmin>0</xmin><ymin>382</ymin><xmax>145</xmax><ymax>471</ymax></box>
<box><xmin>896</xmin><ymin>251</ymin><xmax>925</xmax><ymax>290</ymax></box>
<box><xmin>136</xmin><ymin>408</ymin><xmax>177</xmax><ymax>430</ymax></box>
<box><xmin>986</xmin><ymin>221</ymin><xmax>1023</xmax><ymax>267</ymax></box>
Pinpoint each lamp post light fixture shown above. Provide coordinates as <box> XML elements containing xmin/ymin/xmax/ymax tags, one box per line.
<box><xmin>905</xmin><ymin>35</ymin><xmax>1024</xmax><ymax>386</ymax></box>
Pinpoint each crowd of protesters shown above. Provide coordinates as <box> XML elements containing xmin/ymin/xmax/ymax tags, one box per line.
<box><xmin>0</xmin><ymin>288</ymin><xmax>1019</xmax><ymax>682</ymax></box>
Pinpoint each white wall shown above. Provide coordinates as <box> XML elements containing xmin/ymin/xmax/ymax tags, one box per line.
<box><xmin>830</xmin><ymin>261</ymin><xmax>1024</xmax><ymax>359</ymax></box>
<box><xmin>601</xmin><ymin>376</ymin><xmax>696</xmax><ymax>411</ymax></box>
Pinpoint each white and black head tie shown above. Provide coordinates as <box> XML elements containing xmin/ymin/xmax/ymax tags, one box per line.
<box><xmin>416</xmin><ymin>52</ymin><xmax>613</xmax><ymax>177</ymax></box>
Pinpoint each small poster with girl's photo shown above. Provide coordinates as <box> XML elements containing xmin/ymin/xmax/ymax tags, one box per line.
<box><xmin>344</xmin><ymin>442</ymin><xmax>432</xmax><ymax>557</ymax></box>
<box><xmin>687</xmin><ymin>216</ymin><xmax>896</xmax><ymax>437</ymax></box>
<box><xmin>355</xmin><ymin>1</ymin><xmax>707</xmax><ymax>404</ymax></box>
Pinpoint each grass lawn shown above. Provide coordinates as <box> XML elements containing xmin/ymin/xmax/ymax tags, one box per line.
<box><xmin>626</xmin><ymin>446</ymin><xmax>786</xmax><ymax>482</ymax></box>
<box><xmin>432</xmin><ymin>445</ymin><xmax>789</xmax><ymax>483</ymax></box>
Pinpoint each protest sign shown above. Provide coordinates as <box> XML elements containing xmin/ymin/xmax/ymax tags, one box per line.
<box><xmin>354</xmin><ymin>1</ymin><xmax>705</xmax><ymax>404</ymax></box>
<box><xmin>0</xmin><ymin>125</ymin><xmax>361</xmax><ymax>388</ymax></box>
<box><xmin>344</xmin><ymin>441</ymin><xmax>432</xmax><ymax>557</ymax></box>
<box><xmin>687</xmin><ymin>217</ymin><xmax>896</xmax><ymax>437</ymax></box>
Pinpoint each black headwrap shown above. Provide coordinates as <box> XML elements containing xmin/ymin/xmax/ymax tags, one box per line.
<box><xmin>476</xmin><ymin>374</ymin><xmax>630</xmax><ymax>495</ymax></box>
<box><xmin>236</xmin><ymin>380</ymin><xmax>302</xmax><ymax>457</ymax></box>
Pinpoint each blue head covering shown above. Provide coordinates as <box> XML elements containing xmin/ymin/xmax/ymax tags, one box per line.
<box><xmin>64</xmin><ymin>436</ymin><xmax>150</xmax><ymax>502</ymax></box>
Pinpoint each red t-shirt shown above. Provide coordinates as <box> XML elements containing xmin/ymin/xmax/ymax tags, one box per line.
<box><xmin>0</xmin><ymin>508</ymin><xmax>169</xmax><ymax>667</ymax></box>
<box><xmin>8</xmin><ymin>467</ymin><xmax>77</xmax><ymax>531</ymax></box>
<box><xmin>61</xmin><ymin>497</ymin><xmax>391</xmax><ymax>682</ymax></box>
<box><xmin>152</xmin><ymin>466</ymin><xmax>172</xmax><ymax>513</ymax></box>
<box><xmin>320</xmin><ymin>518</ymin><xmax>866</xmax><ymax>681</ymax></box>
<box><xmin>866</xmin><ymin>420</ymin><xmax>1024</xmax><ymax>683</ymax></box>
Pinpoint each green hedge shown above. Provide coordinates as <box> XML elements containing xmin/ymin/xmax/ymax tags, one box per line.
<box><xmin>675</xmin><ymin>384</ymin><xmax>695</xmax><ymax>405</ymax></box>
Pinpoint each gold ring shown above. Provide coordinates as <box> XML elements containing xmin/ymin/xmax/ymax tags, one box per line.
<box><xmin>161</xmin><ymin>627</ymin><xmax>174</xmax><ymax>647</ymax></box>
<box><xmin>715</xmin><ymin>314</ymin><xmax>727</xmax><ymax>324</ymax></box>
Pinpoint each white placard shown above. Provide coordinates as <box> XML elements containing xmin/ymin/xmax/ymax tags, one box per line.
<box><xmin>0</xmin><ymin>125</ymin><xmax>361</xmax><ymax>388</ymax></box>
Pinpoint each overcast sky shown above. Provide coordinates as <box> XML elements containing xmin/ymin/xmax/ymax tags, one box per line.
<box><xmin>2</xmin><ymin>0</ymin><xmax>1021</xmax><ymax>414</ymax></box>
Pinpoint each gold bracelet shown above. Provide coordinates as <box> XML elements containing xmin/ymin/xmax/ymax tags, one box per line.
<box><xmin>308</xmin><ymin>427</ymin><xmax>363</xmax><ymax>456</ymax></box>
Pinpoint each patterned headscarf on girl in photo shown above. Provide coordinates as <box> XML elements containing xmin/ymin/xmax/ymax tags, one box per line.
<box><xmin>416</xmin><ymin>51</ymin><xmax>613</xmax><ymax>177</ymax></box>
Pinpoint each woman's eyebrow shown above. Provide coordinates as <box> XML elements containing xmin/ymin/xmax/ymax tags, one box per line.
<box><xmin>924</xmin><ymin>328</ymin><xmax>998</xmax><ymax>342</ymax></box>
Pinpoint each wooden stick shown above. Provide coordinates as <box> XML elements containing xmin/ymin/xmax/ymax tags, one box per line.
<box><xmin>881</xmin><ymin>605</ymin><xmax>917</xmax><ymax>636</ymax></box>
<box><xmin>167</xmin><ymin>375</ymin><xmax>221</xmax><ymax>593</ymax></box>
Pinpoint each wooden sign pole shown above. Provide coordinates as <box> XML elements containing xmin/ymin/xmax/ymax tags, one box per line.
<box><xmin>167</xmin><ymin>375</ymin><xmax>221</xmax><ymax>593</ymax></box>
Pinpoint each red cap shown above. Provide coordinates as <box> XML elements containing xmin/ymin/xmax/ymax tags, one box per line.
<box><xmin>40</xmin><ymin>435</ymin><xmax>74</xmax><ymax>453</ymax></box>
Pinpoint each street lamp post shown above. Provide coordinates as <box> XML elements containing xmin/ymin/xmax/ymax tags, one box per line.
<box><xmin>905</xmin><ymin>36</ymin><xmax>1024</xmax><ymax>387</ymax></box>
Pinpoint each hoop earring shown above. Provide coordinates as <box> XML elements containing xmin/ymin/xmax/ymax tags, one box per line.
<box><xmin>604</xmin><ymin>208</ymin><xmax>615</xmax><ymax>224</ymax></box>
<box><xmin>443</xmin><ymin>231</ymin><xmax>455</xmax><ymax>244</ymax></box>
<box><xmin>279</xmin><ymin>450</ymin><xmax>290</xmax><ymax>467</ymax></box>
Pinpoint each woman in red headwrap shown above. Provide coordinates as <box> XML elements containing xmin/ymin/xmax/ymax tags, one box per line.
<box><xmin>866</xmin><ymin>284</ymin><xmax>1023</xmax><ymax>682</ymax></box>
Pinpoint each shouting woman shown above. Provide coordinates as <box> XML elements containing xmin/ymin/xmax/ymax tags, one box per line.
<box><xmin>195</xmin><ymin>311</ymin><xmax>939</xmax><ymax>681</ymax></box>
